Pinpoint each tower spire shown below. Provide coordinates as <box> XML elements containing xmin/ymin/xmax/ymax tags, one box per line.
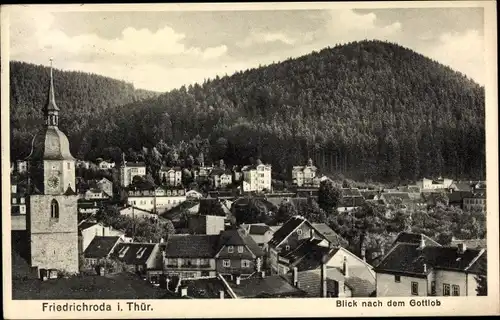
<box><xmin>46</xmin><ymin>58</ymin><xmax>59</xmax><ymax>126</ymax></box>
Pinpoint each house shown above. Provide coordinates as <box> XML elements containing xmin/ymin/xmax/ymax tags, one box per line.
<box><xmin>267</xmin><ymin>215</ymin><xmax>345</xmax><ymax>275</ymax></box>
<box><xmin>292</xmin><ymin>158</ymin><xmax>318</xmax><ymax>187</ymax></box>
<box><xmin>463</xmin><ymin>191</ymin><xmax>486</xmax><ymax>212</ymax></box>
<box><xmin>11</xmin><ymin>183</ymin><xmax>27</xmax><ymax>216</ymax></box>
<box><xmin>111</xmin><ymin>242</ymin><xmax>162</xmax><ymax>279</ymax></box>
<box><xmin>186</xmin><ymin>189</ymin><xmax>203</xmax><ymax>199</ymax></box>
<box><xmin>78</xmin><ymin>220</ymin><xmax>127</xmax><ymax>252</ymax></box>
<box><xmin>231</xmin><ymin>197</ymin><xmax>277</xmax><ymax>219</ymax></box>
<box><xmin>188</xmin><ymin>214</ymin><xmax>226</xmax><ymax>235</ymax></box>
<box><xmin>83</xmin><ymin>236</ymin><xmax>123</xmax><ymax>268</ymax></box>
<box><xmin>16</xmin><ymin>160</ymin><xmax>28</xmax><ymax>173</ymax></box>
<box><xmin>76</xmin><ymin>160</ymin><xmax>91</xmax><ymax>169</ymax></box>
<box><xmin>96</xmin><ymin>178</ymin><xmax>113</xmax><ymax>197</ymax></box>
<box><xmin>375</xmin><ymin>232</ymin><xmax>487</xmax><ymax>297</ymax></box>
<box><xmin>119</xmin><ymin>160</ymin><xmax>147</xmax><ymax>187</ymax></box>
<box><xmin>215</xmin><ymin>229</ymin><xmax>265</xmax><ymax>276</ymax></box>
<box><xmin>98</xmin><ymin>160</ymin><xmax>115</xmax><ymax>170</ymax></box>
<box><xmin>193</xmin><ymin>166</ymin><xmax>213</xmax><ymax>182</ymax></box>
<box><xmin>241</xmin><ymin>224</ymin><xmax>276</xmax><ymax>249</ymax></box>
<box><xmin>159</xmin><ymin>166</ymin><xmax>183</xmax><ymax>186</ymax></box>
<box><xmin>177</xmin><ymin>277</ymin><xmax>231</xmax><ymax>299</ymax></box>
<box><xmin>209</xmin><ymin>168</ymin><xmax>233</xmax><ymax>189</ymax></box>
<box><xmin>337</xmin><ymin>196</ymin><xmax>365</xmax><ymax>213</ymax></box>
<box><xmin>82</xmin><ymin>188</ymin><xmax>111</xmax><ymax>200</ymax></box>
<box><xmin>119</xmin><ymin>205</ymin><xmax>157</xmax><ymax>220</ymax></box>
<box><xmin>224</xmin><ymin>271</ymin><xmax>306</xmax><ymax>298</ymax></box>
<box><xmin>162</xmin><ymin>234</ymin><xmax>220</xmax><ymax>279</ymax></box>
<box><xmin>232</xmin><ymin>165</ymin><xmax>243</xmax><ymax>183</ymax></box>
<box><xmin>447</xmin><ymin>191</ymin><xmax>473</xmax><ymax>209</ymax></box>
<box><xmin>126</xmin><ymin>186</ymin><xmax>186</xmax><ymax>213</ymax></box>
<box><xmin>380</xmin><ymin>192</ymin><xmax>413</xmax><ymax>209</ymax></box>
<box><xmin>77</xmin><ymin>200</ymin><xmax>103</xmax><ymax>217</ymax></box>
<box><xmin>286</xmin><ymin>266</ymin><xmax>352</xmax><ymax>298</ymax></box>
<box><xmin>241</xmin><ymin>159</ymin><xmax>272</xmax><ymax>193</ymax></box>
<box><xmin>416</xmin><ymin>177</ymin><xmax>454</xmax><ymax>191</ymax></box>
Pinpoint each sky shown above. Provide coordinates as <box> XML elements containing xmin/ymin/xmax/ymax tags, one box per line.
<box><xmin>8</xmin><ymin>5</ymin><xmax>485</xmax><ymax>92</ymax></box>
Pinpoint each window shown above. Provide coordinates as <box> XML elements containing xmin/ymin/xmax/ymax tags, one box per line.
<box><xmin>20</xmin><ymin>206</ymin><xmax>26</xmax><ymax>214</ymax></box>
<box><xmin>12</xmin><ymin>198</ymin><xmax>17</xmax><ymax>204</ymax></box>
<box><xmin>223</xmin><ymin>260</ymin><xmax>231</xmax><ymax>267</ymax></box>
<box><xmin>443</xmin><ymin>284</ymin><xmax>451</xmax><ymax>296</ymax></box>
<box><xmin>285</xmin><ymin>245</ymin><xmax>290</xmax><ymax>251</ymax></box>
<box><xmin>395</xmin><ymin>275</ymin><xmax>401</xmax><ymax>283</ymax></box>
<box><xmin>411</xmin><ymin>282</ymin><xmax>419</xmax><ymax>295</ymax></box>
<box><xmin>238</xmin><ymin>246</ymin><xmax>244</xmax><ymax>253</ymax></box>
<box><xmin>241</xmin><ymin>260</ymin><xmax>250</xmax><ymax>268</ymax></box>
<box><xmin>50</xmin><ymin>199</ymin><xmax>59</xmax><ymax>219</ymax></box>
<box><xmin>118</xmin><ymin>246</ymin><xmax>130</xmax><ymax>258</ymax></box>
<box><xmin>67</xmin><ymin>162</ymin><xmax>71</xmax><ymax>169</ymax></box>
<box><xmin>297</xmin><ymin>229</ymin><xmax>303</xmax><ymax>236</ymax></box>
<box><xmin>452</xmin><ymin>285</ymin><xmax>460</xmax><ymax>296</ymax></box>
<box><xmin>228</xmin><ymin>246</ymin><xmax>234</xmax><ymax>253</ymax></box>
<box><xmin>431</xmin><ymin>281</ymin><xmax>436</xmax><ymax>295</ymax></box>
<box><xmin>136</xmin><ymin>247</ymin><xmax>147</xmax><ymax>258</ymax></box>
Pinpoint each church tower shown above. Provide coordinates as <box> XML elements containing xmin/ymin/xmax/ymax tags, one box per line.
<box><xmin>27</xmin><ymin>60</ymin><xmax>79</xmax><ymax>275</ymax></box>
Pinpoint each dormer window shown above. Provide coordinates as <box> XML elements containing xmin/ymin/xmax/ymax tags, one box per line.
<box><xmin>228</xmin><ymin>245</ymin><xmax>234</xmax><ymax>253</ymax></box>
<box><xmin>238</xmin><ymin>246</ymin><xmax>244</xmax><ymax>253</ymax></box>
<box><xmin>118</xmin><ymin>246</ymin><xmax>130</xmax><ymax>258</ymax></box>
<box><xmin>136</xmin><ymin>247</ymin><xmax>147</xmax><ymax>259</ymax></box>
<box><xmin>285</xmin><ymin>245</ymin><xmax>290</xmax><ymax>251</ymax></box>
<box><xmin>297</xmin><ymin>229</ymin><xmax>303</xmax><ymax>236</ymax></box>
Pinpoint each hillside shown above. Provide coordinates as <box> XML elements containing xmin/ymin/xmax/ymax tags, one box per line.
<box><xmin>10</xmin><ymin>40</ymin><xmax>486</xmax><ymax>182</ymax></box>
<box><xmin>9</xmin><ymin>61</ymin><xmax>159</xmax><ymax>160</ymax></box>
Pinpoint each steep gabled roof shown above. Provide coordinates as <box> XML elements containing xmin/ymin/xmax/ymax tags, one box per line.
<box><xmin>393</xmin><ymin>232</ymin><xmax>441</xmax><ymax>247</ymax></box>
<box><xmin>216</xmin><ymin>229</ymin><xmax>264</xmax><ymax>258</ymax></box>
<box><xmin>268</xmin><ymin>215</ymin><xmax>306</xmax><ymax>247</ymax></box>
<box><xmin>84</xmin><ymin>236</ymin><xmax>121</xmax><ymax>259</ymax></box>
<box><xmin>162</xmin><ymin>235</ymin><xmax>219</xmax><ymax>258</ymax></box>
<box><xmin>229</xmin><ymin>274</ymin><xmax>306</xmax><ymax>298</ymax></box>
<box><xmin>111</xmin><ymin>243</ymin><xmax>157</xmax><ymax>265</ymax></box>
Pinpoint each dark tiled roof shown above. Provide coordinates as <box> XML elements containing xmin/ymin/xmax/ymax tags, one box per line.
<box><xmin>393</xmin><ymin>232</ymin><xmax>441</xmax><ymax>247</ymax></box>
<box><xmin>230</xmin><ymin>275</ymin><xmax>305</xmax><ymax>298</ymax></box>
<box><xmin>163</xmin><ymin>235</ymin><xmax>219</xmax><ymax>258</ymax></box>
<box><xmin>375</xmin><ymin>243</ymin><xmax>486</xmax><ymax>276</ymax></box>
<box><xmin>338</xmin><ymin>196</ymin><xmax>365</xmax><ymax>207</ymax></box>
<box><xmin>217</xmin><ymin>229</ymin><xmax>264</xmax><ymax>258</ymax></box>
<box><xmin>249</xmin><ymin>224</ymin><xmax>272</xmax><ymax>235</ymax></box>
<box><xmin>312</xmin><ymin>223</ymin><xmax>348</xmax><ymax>247</ymax></box>
<box><xmin>84</xmin><ymin>236</ymin><xmax>121</xmax><ymax>259</ymax></box>
<box><xmin>198</xmin><ymin>199</ymin><xmax>227</xmax><ymax>217</ymax></box>
<box><xmin>345</xmin><ymin>275</ymin><xmax>376</xmax><ymax>297</ymax></box>
<box><xmin>341</xmin><ymin>188</ymin><xmax>362</xmax><ymax>197</ymax></box>
<box><xmin>287</xmin><ymin>241</ymin><xmax>335</xmax><ymax>270</ymax></box>
<box><xmin>448</xmin><ymin>191</ymin><xmax>474</xmax><ymax>204</ymax></box>
<box><xmin>111</xmin><ymin>243</ymin><xmax>157</xmax><ymax>265</ymax></box>
<box><xmin>285</xmin><ymin>267</ymin><xmax>344</xmax><ymax>297</ymax></box>
<box><xmin>381</xmin><ymin>192</ymin><xmax>411</xmax><ymax>203</ymax></box>
<box><xmin>125</xmin><ymin>162</ymin><xmax>146</xmax><ymax>167</ymax></box>
<box><xmin>268</xmin><ymin>216</ymin><xmax>306</xmax><ymax>247</ymax></box>
<box><xmin>181</xmin><ymin>278</ymin><xmax>230</xmax><ymax>299</ymax></box>
<box><xmin>78</xmin><ymin>221</ymin><xmax>99</xmax><ymax>231</ymax></box>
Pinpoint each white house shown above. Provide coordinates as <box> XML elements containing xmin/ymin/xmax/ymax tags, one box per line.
<box><xmin>241</xmin><ymin>159</ymin><xmax>272</xmax><ymax>193</ymax></box>
<box><xmin>374</xmin><ymin>232</ymin><xmax>486</xmax><ymax>297</ymax></box>
<box><xmin>126</xmin><ymin>187</ymin><xmax>187</xmax><ymax>212</ymax></box>
<box><xmin>78</xmin><ymin>221</ymin><xmax>127</xmax><ymax>252</ymax></box>
<box><xmin>159</xmin><ymin>166</ymin><xmax>183</xmax><ymax>186</ymax></box>
<box><xmin>186</xmin><ymin>189</ymin><xmax>203</xmax><ymax>199</ymax></box>
<box><xmin>416</xmin><ymin>177</ymin><xmax>453</xmax><ymax>191</ymax></box>
<box><xmin>292</xmin><ymin>158</ymin><xmax>318</xmax><ymax>187</ymax></box>
<box><xmin>209</xmin><ymin>168</ymin><xmax>233</xmax><ymax>189</ymax></box>
<box><xmin>98</xmin><ymin>160</ymin><xmax>116</xmax><ymax>170</ymax></box>
<box><xmin>120</xmin><ymin>161</ymin><xmax>147</xmax><ymax>187</ymax></box>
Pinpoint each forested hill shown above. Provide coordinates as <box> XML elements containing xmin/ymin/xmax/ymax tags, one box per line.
<box><xmin>9</xmin><ymin>61</ymin><xmax>159</xmax><ymax>161</ymax></box>
<box><xmin>12</xmin><ymin>40</ymin><xmax>486</xmax><ymax>182</ymax></box>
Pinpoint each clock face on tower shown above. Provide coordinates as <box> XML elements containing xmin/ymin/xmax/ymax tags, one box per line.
<box><xmin>47</xmin><ymin>175</ymin><xmax>60</xmax><ymax>190</ymax></box>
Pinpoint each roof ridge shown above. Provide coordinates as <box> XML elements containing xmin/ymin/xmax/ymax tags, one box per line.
<box><xmin>464</xmin><ymin>248</ymin><xmax>486</xmax><ymax>271</ymax></box>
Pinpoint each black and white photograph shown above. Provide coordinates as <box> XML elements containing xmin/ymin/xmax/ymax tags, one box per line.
<box><xmin>2</xmin><ymin>2</ymin><xmax>498</xmax><ymax>318</ymax></box>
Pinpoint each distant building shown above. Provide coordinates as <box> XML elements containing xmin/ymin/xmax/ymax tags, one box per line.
<box><xmin>337</xmin><ymin>196</ymin><xmax>365</xmax><ymax>213</ymax></box>
<box><xmin>119</xmin><ymin>205</ymin><xmax>157</xmax><ymax>220</ymax></box>
<box><xmin>159</xmin><ymin>166</ymin><xmax>183</xmax><ymax>186</ymax></box>
<box><xmin>241</xmin><ymin>159</ymin><xmax>272</xmax><ymax>193</ymax></box>
<box><xmin>82</xmin><ymin>188</ymin><xmax>111</xmax><ymax>200</ymax></box>
<box><xmin>209</xmin><ymin>168</ymin><xmax>233</xmax><ymax>189</ymax></box>
<box><xmin>77</xmin><ymin>200</ymin><xmax>102</xmax><ymax>217</ymax></box>
<box><xmin>126</xmin><ymin>186</ymin><xmax>186</xmax><ymax>212</ymax></box>
<box><xmin>78</xmin><ymin>220</ymin><xmax>127</xmax><ymax>252</ymax></box>
<box><xmin>11</xmin><ymin>184</ymin><xmax>27</xmax><ymax>231</ymax></box>
<box><xmin>97</xmin><ymin>160</ymin><xmax>115</xmax><ymax>170</ymax></box>
<box><xmin>96</xmin><ymin>178</ymin><xmax>113</xmax><ymax>197</ymax></box>
<box><xmin>193</xmin><ymin>166</ymin><xmax>213</xmax><ymax>182</ymax></box>
<box><xmin>186</xmin><ymin>189</ymin><xmax>203</xmax><ymax>199</ymax></box>
<box><xmin>241</xmin><ymin>224</ymin><xmax>276</xmax><ymax>248</ymax></box>
<box><xmin>292</xmin><ymin>158</ymin><xmax>318</xmax><ymax>187</ymax></box>
<box><xmin>76</xmin><ymin>160</ymin><xmax>91</xmax><ymax>169</ymax></box>
<box><xmin>188</xmin><ymin>214</ymin><xmax>226</xmax><ymax>235</ymax></box>
<box><xmin>374</xmin><ymin>232</ymin><xmax>486</xmax><ymax>297</ymax></box>
<box><xmin>463</xmin><ymin>191</ymin><xmax>486</xmax><ymax>212</ymax></box>
<box><xmin>119</xmin><ymin>157</ymin><xmax>147</xmax><ymax>187</ymax></box>
<box><xmin>110</xmin><ymin>242</ymin><xmax>162</xmax><ymax>279</ymax></box>
<box><xmin>416</xmin><ymin>177</ymin><xmax>453</xmax><ymax>191</ymax></box>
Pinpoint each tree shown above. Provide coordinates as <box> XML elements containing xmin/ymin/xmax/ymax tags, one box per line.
<box><xmin>275</xmin><ymin>201</ymin><xmax>297</xmax><ymax>224</ymax></box>
<box><xmin>318</xmin><ymin>180</ymin><xmax>342</xmax><ymax>212</ymax></box>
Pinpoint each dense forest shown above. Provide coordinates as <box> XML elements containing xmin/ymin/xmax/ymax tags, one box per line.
<box><xmin>10</xmin><ymin>40</ymin><xmax>486</xmax><ymax>182</ymax></box>
<box><xmin>9</xmin><ymin>61</ymin><xmax>158</xmax><ymax>162</ymax></box>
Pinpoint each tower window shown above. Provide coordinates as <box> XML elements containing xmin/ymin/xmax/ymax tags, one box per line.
<box><xmin>67</xmin><ymin>162</ymin><xmax>71</xmax><ymax>169</ymax></box>
<box><xmin>50</xmin><ymin>199</ymin><xmax>59</xmax><ymax>219</ymax></box>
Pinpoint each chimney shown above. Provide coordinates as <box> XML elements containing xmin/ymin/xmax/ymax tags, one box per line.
<box><xmin>310</xmin><ymin>229</ymin><xmax>315</xmax><ymax>240</ymax></box>
<box><xmin>219</xmin><ymin>290</ymin><xmax>225</xmax><ymax>299</ymax></box>
<box><xmin>160</xmin><ymin>237</ymin><xmax>164</xmax><ymax>243</ymax></box>
<box><xmin>458</xmin><ymin>243</ymin><xmax>467</xmax><ymax>254</ymax></box>
<box><xmin>321</xmin><ymin>263</ymin><xmax>327</xmax><ymax>298</ymax></box>
<box><xmin>260</xmin><ymin>271</ymin><xmax>266</xmax><ymax>279</ymax></box>
<box><xmin>179</xmin><ymin>286</ymin><xmax>188</xmax><ymax>297</ymax></box>
<box><xmin>293</xmin><ymin>267</ymin><xmax>298</xmax><ymax>286</ymax></box>
<box><xmin>342</xmin><ymin>256</ymin><xmax>349</xmax><ymax>278</ymax></box>
<box><xmin>235</xmin><ymin>276</ymin><xmax>241</xmax><ymax>285</ymax></box>
<box><xmin>423</xmin><ymin>263</ymin><xmax>427</xmax><ymax>273</ymax></box>
<box><xmin>419</xmin><ymin>236</ymin><xmax>425</xmax><ymax>250</ymax></box>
